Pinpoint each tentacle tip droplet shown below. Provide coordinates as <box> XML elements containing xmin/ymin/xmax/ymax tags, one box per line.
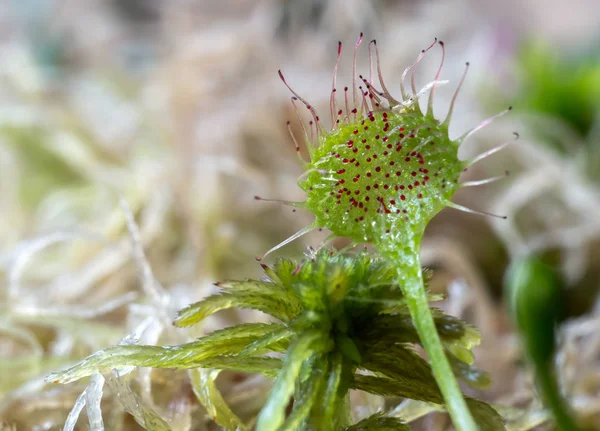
<box><xmin>508</xmin><ymin>105</ymin><xmax>513</xmax><ymax>111</ymax></box>
<box><xmin>465</xmin><ymin>61</ymin><xmax>470</xmax><ymax>66</ymax></box>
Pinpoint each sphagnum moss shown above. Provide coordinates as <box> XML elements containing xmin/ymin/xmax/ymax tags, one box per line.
<box><xmin>257</xmin><ymin>35</ymin><xmax>513</xmax><ymax>430</ymax></box>
<box><xmin>48</xmin><ymin>249</ymin><xmax>504</xmax><ymax>430</ymax></box>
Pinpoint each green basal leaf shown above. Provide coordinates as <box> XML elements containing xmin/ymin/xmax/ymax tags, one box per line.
<box><xmin>189</xmin><ymin>369</ymin><xmax>247</xmax><ymax>431</ymax></box>
<box><xmin>352</xmin><ymin>376</ymin><xmax>505</xmax><ymax>430</ymax></box>
<box><xmin>280</xmin><ymin>362</ymin><xmax>326</xmax><ymax>431</ymax></box>
<box><xmin>358</xmin><ymin>347</ymin><xmax>443</xmax><ymax>404</ymax></box>
<box><xmin>48</xmin><ymin>323</ymin><xmax>281</xmax><ymax>384</ymax></box>
<box><xmin>174</xmin><ymin>293</ymin><xmax>295</xmax><ymax>327</ymax></box>
<box><xmin>318</xmin><ymin>352</ymin><xmax>348</xmax><ymax>430</ymax></box>
<box><xmin>186</xmin><ymin>356</ymin><xmax>282</xmax><ymax>378</ymax></box>
<box><xmin>351</xmin><ymin>374</ymin><xmax>442</xmax><ymax>404</ymax></box>
<box><xmin>216</xmin><ymin>280</ymin><xmax>302</xmax><ymax>315</ymax></box>
<box><xmin>464</xmin><ymin>398</ymin><xmax>505</xmax><ymax>431</ymax></box>
<box><xmin>447</xmin><ymin>351</ymin><xmax>491</xmax><ymax>389</ymax></box>
<box><xmin>345</xmin><ymin>412</ymin><xmax>410</xmax><ymax>431</ymax></box>
<box><xmin>256</xmin><ymin>331</ymin><xmax>326</xmax><ymax>431</ymax></box>
<box><xmin>239</xmin><ymin>326</ymin><xmax>295</xmax><ymax>357</ymax></box>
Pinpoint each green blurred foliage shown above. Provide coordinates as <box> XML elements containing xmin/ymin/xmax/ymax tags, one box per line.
<box><xmin>516</xmin><ymin>42</ymin><xmax>600</xmax><ymax>139</ymax></box>
<box><xmin>505</xmin><ymin>257</ymin><xmax>582</xmax><ymax>430</ymax></box>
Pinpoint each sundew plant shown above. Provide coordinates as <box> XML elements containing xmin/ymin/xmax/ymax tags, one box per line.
<box><xmin>48</xmin><ymin>35</ymin><xmax>513</xmax><ymax>430</ymax></box>
<box><xmin>258</xmin><ymin>35</ymin><xmax>513</xmax><ymax>429</ymax></box>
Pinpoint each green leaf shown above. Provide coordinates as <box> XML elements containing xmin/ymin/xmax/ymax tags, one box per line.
<box><xmin>318</xmin><ymin>352</ymin><xmax>348</xmax><ymax>430</ymax></box>
<box><xmin>345</xmin><ymin>412</ymin><xmax>410</xmax><ymax>431</ymax></box>
<box><xmin>174</xmin><ymin>293</ymin><xmax>295</xmax><ymax>327</ymax></box>
<box><xmin>189</xmin><ymin>369</ymin><xmax>247</xmax><ymax>431</ymax></box>
<box><xmin>47</xmin><ymin>323</ymin><xmax>281</xmax><ymax>384</ymax></box>
<box><xmin>255</xmin><ymin>331</ymin><xmax>326</xmax><ymax>431</ymax></box>
<box><xmin>359</xmin><ymin>346</ymin><xmax>443</xmax><ymax>403</ymax></box>
<box><xmin>351</xmin><ymin>375</ymin><xmax>442</xmax><ymax>404</ymax></box>
<box><xmin>359</xmin><ymin>309</ymin><xmax>481</xmax><ymax>361</ymax></box>
<box><xmin>447</xmin><ymin>351</ymin><xmax>491</xmax><ymax>389</ymax></box>
<box><xmin>352</xmin><ymin>377</ymin><xmax>505</xmax><ymax>430</ymax></box>
<box><xmin>279</xmin><ymin>362</ymin><xmax>326</xmax><ymax>431</ymax></box>
<box><xmin>239</xmin><ymin>326</ymin><xmax>295</xmax><ymax>357</ymax></box>
<box><xmin>217</xmin><ymin>280</ymin><xmax>302</xmax><ymax>315</ymax></box>
<box><xmin>465</xmin><ymin>398</ymin><xmax>506</xmax><ymax>431</ymax></box>
<box><xmin>186</xmin><ymin>356</ymin><xmax>282</xmax><ymax>377</ymax></box>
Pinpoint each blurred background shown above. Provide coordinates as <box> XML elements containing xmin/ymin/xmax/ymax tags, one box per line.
<box><xmin>0</xmin><ymin>0</ymin><xmax>599</xmax><ymax>429</ymax></box>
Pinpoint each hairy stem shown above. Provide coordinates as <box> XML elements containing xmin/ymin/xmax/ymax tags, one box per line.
<box><xmin>386</xmin><ymin>243</ymin><xmax>477</xmax><ymax>430</ymax></box>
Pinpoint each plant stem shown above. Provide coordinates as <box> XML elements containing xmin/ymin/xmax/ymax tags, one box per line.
<box><xmin>537</xmin><ymin>363</ymin><xmax>581</xmax><ymax>431</ymax></box>
<box><xmin>387</xmin><ymin>245</ymin><xmax>477</xmax><ymax>431</ymax></box>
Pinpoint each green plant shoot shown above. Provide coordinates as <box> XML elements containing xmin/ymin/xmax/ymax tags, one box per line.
<box><xmin>505</xmin><ymin>257</ymin><xmax>583</xmax><ymax>430</ymax></box>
